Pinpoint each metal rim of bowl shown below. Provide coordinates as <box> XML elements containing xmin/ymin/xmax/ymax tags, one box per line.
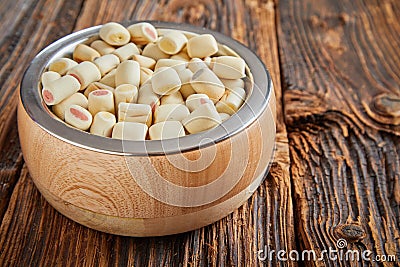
<box><xmin>20</xmin><ymin>21</ymin><xmax>273</xmax><ymax>156</ymax></box>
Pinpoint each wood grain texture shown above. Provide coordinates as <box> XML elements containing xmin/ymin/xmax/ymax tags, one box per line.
<box><xmin>0</xmin><ymin>0</ymin><xmax>293</xmax><ymax>266</ymax></box>
<box><xmin>278</xmin><ymin>0</ymin><xmax>400</xmax><ymax>266</ymax></box>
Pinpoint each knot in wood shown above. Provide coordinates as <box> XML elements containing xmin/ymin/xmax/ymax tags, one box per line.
<box><xmin>371</xmin><ymin>93</ymin><xmax>400</xmax><ymax>125</ymax></box>
<box><xmin>335</xmin><ymin>224</ymin><xmax>366</xmax><ymax>243</ymax></box>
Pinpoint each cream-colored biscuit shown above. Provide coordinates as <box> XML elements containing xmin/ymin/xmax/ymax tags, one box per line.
<box><xmin>42</xmin><ymin>75</ymin><xmax>80</xmax><ymax>105</ymax></box>
<box><xmin>215</xmin><ymin>87</ymin><xmax>246</xmax><ymax>115</ymax></box>
<box><xmin>67</xmin><ymin>61</ymin><xmax>102</xmax><ymax>90</ymax></box>
<box><xmin>93</xmin><ymin>54</ymin><xmax>120</xmax><ymax>76</ymax></box>
<box><xmin>154</xmin><ymin>104</ymin><xmax>189</xmax><ymax>123</ymax></box>
<box><xmin>48</xmin><ymin>58</ymin><xmax>78</xmax><ymax>75</ymax></box>
<box><xmin>112</xmin><ymin>122</ymin><xmax>148</xmax><ymax>140</ymax></box>
<box><xmin>160</xmin><ymin>91</ymin><xmax>184</xmax><ymax>105</ymax></box>
<box><xmin>114</xmin><ymin>84</ymin><xmax>138</xmax><ymax>110</ymax></box>
<box><xmin>187</xmin><ymin>58</ymin><xmax>208</xmax><ymax>73</ymax></box>
<box><xmin>73</xmin><ymin>44</ymin><xmax>101</xmax><ymax>62</ymax></box>
<box><xmin>84</xmin><ymin>82</ymin><xmax>114</xmax><ymax>98</ymax></box>
<box><xmin>141</xmin><ymin>43</ymin><xmax>169</xmax><ymax>61</ymax></box>
<box><xmin>185</xmin><ymin>93</ymin><xmax>212</xmax><ymax>112</ymax></box>
<box><xmin>132</xmin><ymin>54</ymin><xmax>156</xmax><ymax>69</ymax></box>
<box><xmin>187</xmin><ymin>34</ymin><xmax>218</xmax><ymax>58</ymax></box>
<box><xmin>88</xmin><ymin>89</ymin><xmax>115</xmax><ymax>115</ymax></box>
<box><xmin>220</xmin><ymin>78</ymin><xmax>245</xmax><ymax>90</ymax></box>
<box><xmin>99</xmin><ymin>22</ymin><xmax>130</xmax><ymax>46</ymax></box>
<box><xmin>127</xmin><ymin>22</ymin><xmax>158</xmax><ymax>45</ymax></box>
<box><xmin>41</xmin><ymin>71</ymin><xmax>61</xmax><ymax>88</ymax></box>
<box><xmin>210</xmin><ymin>56</ymin><xmax>246</xmax><ymax>79</ymax></box>
<box><xmin>151</xmin><ymin>67</ymin><xmax>181</xmax><ymax>95</ymax></box>
<box><xmin>112</xmin><ymin>43</ymin><xmax>140</xmax><ymax>61</ymax></box>
<box><xmin>149</xmin><ymin>121</ymin><xmax>185</xmax><ymax>140</ymax></box>
<box><xmin>182</xmin><ymin>103</ymin><xmax>221</xmax><ymax>134</ymax></box>
<box><xmin>65</xmin><ymin>104</ymin><xmax>93</xmax><ymax>131</ymax></box>
<box><xmin>137</xmin><ymin>83</ymin><xmax>160</xmax><ymax>111</ymax></box>
<box><xmin>99</xmin><ymin>69</ymin><xmax>116</xmax><ymax>87</ymax></box>
<box><xmin>190</xmin><ymin>68</ymin><xmax>225</xmax><ymax>102</ymax></box>
<box><xmin>158</xmin><ymin>31</ymin><xmax>188</xmax><ymax>55</ymax></box>
<box><xmin>115</xmin><ymin>60</ymin><xmax>140</xmax><ymax>87</ymax></box>
<box><xmin>118</xmin><ymin>102</ymin><xmax>152</xmax><ymax>127</ymax></box>
<box><xmin>177</xmin><ymin>69</ymin><xmax>196</xmax><ymax>99</ymax></box>
<box><xmin>90</xmin><ymin>40</ymin><xmax>115</xmax><ymax>56</ymax></box>
<box><xmin>90</xmin><ymin>111</ymin><xmax>116</xmax><ymax>137</ymax></box>
<box><xmin>140</xmin><ymin>67</ymin><xmax>153</xmax><ymax>85</ymax></box>
<box><xmin>219</xmin><ymin>112</ymin><xmax>230</xmax><ymax>122</ymax></box>
<box><xmin>154</xmin><ymin>59</ymin><xmax>187</xmax><ymax>72</ymax></box>
<box><xmin>52</xmin><ymin>93</ymin><xmax>88</xmax><ymax>120</ymax></box>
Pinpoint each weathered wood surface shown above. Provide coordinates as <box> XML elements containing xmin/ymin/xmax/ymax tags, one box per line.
<box><xmin>278</xmin><ymin>0</ymin><xmax>400</xmax><ymax>266</ymax></box>
<box><xmin>0</xmin><ymin>0</ymin><xmax>293</xmax><ymax>266</ymax></box>
<box><xmin>0</xmin><ymin>0</ymin><xmax>398</xmax><ymax>266</ymax></box>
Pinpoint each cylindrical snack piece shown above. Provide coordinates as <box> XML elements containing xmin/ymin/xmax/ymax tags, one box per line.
<box><xmin>154</xmin><ymin>104</ymin><xmax>189</xmax><ymax>123</ymax></box>
<box><xmin>127</xmin><ymin>22</ymin><xmax>158</xmax><ymax>45</ymax></box>
<box><xmin>73</xmin><ymin>44</ymin><xmax>101</xmax><ymax>62</ymax></box>
<box><xmin>210</xmin><ymin>56</ymin><xmax>246</xmax><ymax>79</ymax></box>
<box><xmin>190</xmin><ymin>68</ymin><xmax>225</xmax><ymax>102</ymax></box>
<box><xmin>178</xmin><ymin>69</ymin><xmax>196</xmax><ymax>99</ymax></box>
<box><xmin>182</xmin><ymin>103</ymin><xmax>221</xmax><ymax>134</ymax></box>
<box><xmin>187</xmin><ymin>34</ymin><xmax>218</xmax><ymax>58</ymax></box>
<box><xmin>187</xmin><ymin>58</ymin><xmax>208</xmax><ymax>73</ymax></box>
<box><xmin>140</xmin><ymin>67</ymin><xmax>153</xmax><ymax>85</ymax></box>
<box><xmin>115</xmin><ymin>60</ymin><xmax>140</xmax><ymax>87</ymax></box>
<box><xmin>185</xmin><ymin>93</ymin><xmax>212</xmax><ymax>112</ymax></box>
<box><xmin>132</xmin><ymin>54</ymin><xmax>156</xmax><ymax>69</ymax></box>
<box><xmin>141</xmin><ymin>43</ymin><xmax>169</xmax><ymax>61</ymax></box>
<box><xmin>112</xmin><ymin>43</ymin><xmax>140</xmax><ymax>61</ymax></box>
<box><xmin>90</xmin><ymin>111</ymin><xmax>116</xmax><ymax>137</ymax></box>
<box><xmin>170</xmin><ymin>51</ymin><xmax>190</xmax><ymax>62</ymax></box>
<box><xmin>114</xmin><ymin>84</ymin><xmax>138</xmax><ymax>109</ymax></box>
<box><xmin>203</xmin><ymin>57</ymin><xmax>211</xmax><ymax>66</ymax></box>
<box><xmin>158</xmin><ymin>31</ymin><xmax>188</xmax><ymax>55</ymax></box>
<box><xmin>42</xmin><ymin>75</ymin><xmax>80</xmax><ymax>105</ymax></box>
<box><xmin>137</xmin><ymin>83</ymin><xmax>160</xmax><ymax>111</ymax></box>
<box><xmin>93</xmin><ymin>54</ymin><xmax>120</xmax><ymax>76</ymax></box>
<box><xmin>112</xmin><ymin>122</ymin><xmax>148</xmax><ymax>140</ymax></box>
<box><xmin>149</xmin><ymin>121</ymin><xmax>185</xmax><ymax>140</ymax></box>
<box><xmin>84</xmin><ymin>82</ymin><xmax>114</xmax><ymax>98</ymax></box>
<box><xmin>219</xmin><ymin>112</ymin><xmax>230</xmax><ymax>122</ymax></box>
<box><xmin>88</xmin><ymin>89</ymin><xmax>115</xmax><ymax>115</ymax></box>
<box><xmin>99</xmin><ymin>69</ymin><xmax>116</xmax><ymax>87</ymax></box>
<box><xmin>48</xmin><ymin>58</ymin><xmax>78</xmax><ymax>75</ymax></box>
<box><xmin>161</xmin><ymin>91</ymin><xmax>184</xmax><ymax>105</ymax></box>
<box><xmin>118</xmin><ymin>102</ymin><xmax>152</xmax><ymax>127</ymax></box>
<box><xmin>90</xmin><ymin>40</ymin><xmax>115</xmax><ymax>56</ymax></box>
<box><xmin>67</xmin><ymin>61</ymin><xmax>102</xmax><ymax>90</ymax></box>
<box><xmin>215</xmin><ymin>87</ymin><xmax>246</xmax><ymax>115</ymax></box>
<box><xmin>65</xmin><ymin>104</ymin><xmax>93</xmax><ymax>131</ymax></box>
<box><xmin>99</xmin><ymin>22</ymin><xmax>130</xmax><ymax>46</ymax></box>
<box><xmin>151</xmin><ymin>67</ymin><xmax>181</xmax><ymax>95</ymax></box>
<box><xmin>52</xmin><ymin>93</ymin><xmax>88</xmax><ymax>120</ymax></box>
<box><xmin>220</xmin><ymin>78</ymin><xmax>245</xmax><ymax>89</ymax></box>
<box><xmin>154</xmin><ymin>59</ymin><xmax>187</xmax><ymax>72</ymax></box>
<box><xmin>41</xmin><ymin>71</ymin><xmax>61</xmax><ymax>88</ymax></box>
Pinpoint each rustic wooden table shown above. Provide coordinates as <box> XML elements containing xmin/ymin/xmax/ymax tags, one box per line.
<box><xmin>0</xmin><ymin>0</ymin><xmax>399</xmax><ymax>266</ymax></box>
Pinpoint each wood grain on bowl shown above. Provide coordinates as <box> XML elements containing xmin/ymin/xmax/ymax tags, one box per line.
<box><xmin>0</xmin><ymin>0</ymin><xmax>398</xmax><ymax>266</ymax></box>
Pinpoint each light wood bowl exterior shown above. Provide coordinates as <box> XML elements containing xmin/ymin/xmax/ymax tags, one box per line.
<box><xmin>18</xmin><ymin>90</ymin><xmax>275</xmax><ymax>236</ymax></box>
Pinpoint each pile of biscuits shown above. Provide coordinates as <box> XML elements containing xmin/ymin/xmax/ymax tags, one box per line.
<box><xmin>41</xmin><ymin>22</ymin><xmax>247</xmax><ymax>140</ymax></box>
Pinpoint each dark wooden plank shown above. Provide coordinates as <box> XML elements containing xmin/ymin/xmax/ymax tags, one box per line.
<box><xmin>278</xmin><ymin>0</ymin><xmax>400</xmax><ymax>265</ymax></box>
<box><xmin>0</xmin><ymin>0</ymin><xmax>294</xmax><ymax>266</ymax></box>
<box><xmin>0</xmin><ymin>0</ymin><xmax>85</xmax><ymax>222</ymax></box>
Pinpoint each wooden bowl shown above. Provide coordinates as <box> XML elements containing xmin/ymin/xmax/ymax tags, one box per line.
<box><xmin>18</xmin><ymin>21</ymin><xmax>276</xmax><ymax>236</ymax></box>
